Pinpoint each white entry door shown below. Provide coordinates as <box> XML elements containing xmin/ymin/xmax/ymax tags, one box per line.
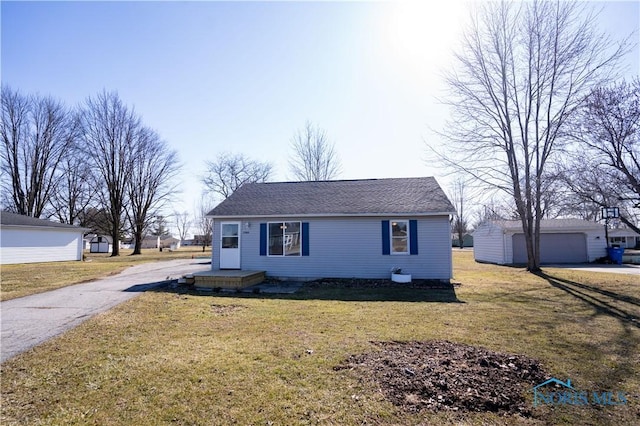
<box><xmin>220</xmin><ymin>222</ymin><xmax>241</xmax><ymax>269</ymax></box>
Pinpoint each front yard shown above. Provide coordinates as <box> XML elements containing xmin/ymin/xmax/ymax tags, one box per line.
<box><xmin>1</xmin><ymin>251</ymin><xmax>639</xmax><ymax>425</ymax></box>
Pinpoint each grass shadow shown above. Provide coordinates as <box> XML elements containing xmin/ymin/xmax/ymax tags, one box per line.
<box><xmin>536</xmin><ymin>272</ymin><xmax>639</xmax><ymax>329</ymax></box>
<box><xmin>284</xmin><ymin>284</ymin><xmax>463</xmax><ymax>302</ymax></box>
<box><xmin>123</xmin><ymin>280</ymin><xmax>174</xmax><ymax>292</ymax></box>
<box><xmin>147</xmin><ymin>281</ymin><xmax>464</xmax><ymax>303</ymax></box>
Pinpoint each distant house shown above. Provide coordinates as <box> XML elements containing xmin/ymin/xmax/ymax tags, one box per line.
<box><xmin>473</xmin><ymin>219</ymin><xmax>606</xmax><ymax>265</ymax></box>
<box><xmin>140</xmin><ymin>235</ymin><xmax>181</xmax><ymax>250</ymax></box>
<box><xmin>608</xmin><ymin>228</ymin><xmax>640</xmax><ymax>249</ymax></box>
<box><xmin>0</xmin><ymin>211</ymin><xmax>87</xmax><ymax>264</ymax></box>
<box><xmin>207</xmin><ymin>177</ymin><xmax>456</xmax><ymax>281</ymax></box>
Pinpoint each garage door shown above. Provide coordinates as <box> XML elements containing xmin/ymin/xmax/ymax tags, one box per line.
<box><xmin>512</xmin><ymin>233</ymin><xmax>587</xmax><ymax>264</ymax></box>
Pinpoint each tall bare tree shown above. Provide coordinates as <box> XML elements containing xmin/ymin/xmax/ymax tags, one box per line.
<box><xmin>449</xmin><ymin>178</ymin><xmax>472</xmax><ymax>249</ymax></box>
<box><xmin>289</xmin><ymin>121</ymin><xmax>341</xmax><ymax>181</ymax></box>
<box><xmin>51</xmin><ymin>145</ymin><xmax>96</xmax><ymax>225</ymax></box>
<box><xmin>202</xmin><ymin>152</ymin><xmax>272</xmax><ymax>200</ymax></box>
<box><xmin>433</xmin><ymin>0</ymin><xmax>628</xmax><ymax>271</ymax></box>
<box><xmin>566</xmin><ymin>79</ymin><xmax>640</xmax><ymax>233</ymax></box>
<box><xmin>79</xmin><ymin>90</ymin><xmax>139</xmax><ymax>256</ymax></box>
<box><xmin>174</xmin><ymin>210</ymin><xmax>191</xmax><ymax>243</ymax></box>
<box><xmin>194</xmin><ymin>198</ymin><xmax>215</xmax><ymax>252</ymax></box>
<box><xmin>127</xmin><ymin>127</ymin><xmax>180</xmax><ymax>255</ymax></box>
<box><xmin>1</xmin><ymin>86</ymin><xmax>77</xmax><ymax>217</ymax></box>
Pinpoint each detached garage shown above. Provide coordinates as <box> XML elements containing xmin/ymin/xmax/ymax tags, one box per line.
<box><xmin>473</xmin><ymin>219</ymin><xmax>607</xmax><ymax>265</ymax></box>
<box><xmin>0</xmin><ymin>211</ymin><xmax>87</xmax><ymax>265</ymax></box>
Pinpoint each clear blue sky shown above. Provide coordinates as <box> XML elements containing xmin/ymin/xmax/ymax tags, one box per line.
<box><xmin>2</xmin><ymin>1</ymin><xmax>638</xmax><ymax>229</ymax></box>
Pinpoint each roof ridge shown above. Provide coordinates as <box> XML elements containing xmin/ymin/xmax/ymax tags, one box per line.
<box><xmin>254</xmin><ymin>176</ymin><xmax>435</xmax><ymax>185</ymax></box>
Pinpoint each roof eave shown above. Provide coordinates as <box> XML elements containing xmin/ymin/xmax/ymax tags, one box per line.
<box><xmin>1</xmin><ymin>224</ymin><xmax>90</xmax><ymax>232</ymax></box>
<box><xmin>208</xmin><ymin>211</ymin><xmax>456</xmax><ymax>219</ymax></box>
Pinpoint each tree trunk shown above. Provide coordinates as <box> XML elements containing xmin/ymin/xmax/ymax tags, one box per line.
<box><xmin>131</xmin><ymin>223</ymin><xmax>143</xmax><ymax>255</ymax></box>
<box><xmin>110</xmin><ymin>227</ymin><xmax>120</xmax><ymax>257</ymax></box>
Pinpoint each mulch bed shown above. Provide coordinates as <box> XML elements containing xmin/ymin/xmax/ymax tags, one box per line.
<box><xmin>305</xmin><ymin>278</ymin><xmax>456</xmax><ymax>289</ymax></box>
<box><xmin>335</xmin><ymin>340</ymin><xmax>548</xmax><ymax>416</ymax></box>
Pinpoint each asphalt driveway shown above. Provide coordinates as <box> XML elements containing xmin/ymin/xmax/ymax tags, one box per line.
<box><xmin>549</xmin><ymin>263</ymin><xmax>640</xmax><ymax>276</ymax></box>
<box><xmin>1</xmin><ymin>259</ymin><xmax>210</xmax><ymax>363</ymax></box>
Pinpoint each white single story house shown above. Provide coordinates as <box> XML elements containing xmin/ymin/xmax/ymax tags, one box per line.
<box><xmin>473</xmin><ymin>219</ymin><xmax>607</xmax><ymax>265</ymax></box>
<box><xmin>608</xmin><ymin>228</ymin><xmax>640</xmax><ymax>249</ymax></box>
<box><xmin>0</xmin><ymin>211</ymin><xmax>87</xmax><ymax>264</ymax></box>
<box><xmin>140</xmin><ymin>235</ymin><xmax>181</xmax><ymax>250</ymax></box>
<box><xmin>207</xmin><ymin>177</ymin><xmax>456</xmax><ymax>281</ymax></box>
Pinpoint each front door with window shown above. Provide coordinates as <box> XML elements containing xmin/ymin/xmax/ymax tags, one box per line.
<box><xmin>220</xmin><ymin>222</ymin><xmax>241</xmax><ymax>269</ymax></box>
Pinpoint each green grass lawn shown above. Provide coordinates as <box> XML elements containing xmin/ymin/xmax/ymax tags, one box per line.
<box><xmin>1</xmin><ymin>251</ymin><xmax>639</xmax><ymax>425</ymax></box>
<box><xmin>0</xmin><ymin>247</ymin><xmax>212</xmax><ymax>301</ymax></box>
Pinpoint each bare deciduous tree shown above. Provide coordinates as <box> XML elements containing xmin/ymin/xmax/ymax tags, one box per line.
<box><xmin>449</xmin><ymin>178</ymin><xmax>471</xmax><ymax>249</ymax></box>
<box><xmin>432</xmin><ymin>0</ymin><xmax>628</xmax><ymax>271</ymax></box>
<box><xmin>127</xmin><ymin>127</ymin><xmax>180</xmax><ymax>255</ymax></box>
<box><xmin>1</xmin><ymin>86</ymin><xmax>77</xmax><ymax>217</ymax></box>
<box><xmin>566</xmin><ymin>79</ymin><xmax>640</xmax><ymax>233</ymax></box>
<box><xmin>194</xmin><ymin>198</ymin><xmax>215</xmax><ymax>252</ymax></box>
<box><xmin>560</xmin><ymin>157</ymin><xmax>639</xmax><ymax>230</ymax></box>
<box><xmin>289</xmin><ymin>121</ymin><xmax>341</xmax><ymax>181</ymax></box>
<box><xmin>202</xmin><ymin>152</ymin><xmax>272</xmax><ymax>200</ymax></box>
<box><xmin>174</xmin><ymin>210</ymin><xmax>191</xmax><ymax>243</ymax></box>
<box><xmin>51</xmin><ymin>146</ymin><xmax>96</xmax><ymax>225</ymax></box>
<box><xmin>79</xmin><ymin>90</ymin><xmax>139</xmax><ymax>256</ymax></box>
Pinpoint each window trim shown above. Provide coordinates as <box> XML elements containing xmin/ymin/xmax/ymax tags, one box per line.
<box><xmin>267</xmin><ymin>221</ymin><xmax>302</xmax><ymax>257</ymax></box>
<box><xmin>390</xmin><ymin>219</ymin><xmax>410</xmax><ymax>255</ymax></box>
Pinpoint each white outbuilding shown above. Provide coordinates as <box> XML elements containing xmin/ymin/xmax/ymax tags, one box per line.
<box><xmin>473</xmin><ymin>219</ymin><xmax>607</xmax><ymax>265</ymax></box>
<box><xmin>0</xmin><ymin>211</ymin><xmax>88</xmax><ymax>265</ymax></box>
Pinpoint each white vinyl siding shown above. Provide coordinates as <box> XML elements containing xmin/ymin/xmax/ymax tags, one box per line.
<box><xmin>0</xmin><ymin>227</ymin><xmax>84</xmax><ymax>265</ymax></box>
<box><xmin>472</xmin><ymin>222</ymin><xmax>507</xmax><ymax>264</ymax></box>
<box><xmin>212</xmin><ymin>216</ymin><xmax>452</xmax><ymax>280</ymax></box>
<box><xmin>473</xmin><ymin>221</ymin><xmax>607</xmax><ymax>265</ymax></box>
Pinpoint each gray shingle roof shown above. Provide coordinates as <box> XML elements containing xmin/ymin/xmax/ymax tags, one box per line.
<box><xmin>492</xmin><ymin>219</ymin><xmax>603</xmax><ymax>231</ymax></box>
<box><xmin>1</xmin><ymin>211</ymin><xmax>86</xmax><ymax>230</ymax></box>
<box><xmin>208</xmin><ymin>177</ymin><xmax>455</xmax><ymax>217</ymax></box>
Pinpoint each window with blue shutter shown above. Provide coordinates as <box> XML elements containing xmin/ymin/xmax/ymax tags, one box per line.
<box><xmin>260</xmin><ymin>221</ymin><xmax>309</xmax><ymax>256</ymax></box>
<box><xmin>382</xmin><ymin>220</ymin><xmax>418</xmax><ymax>255</ymax></box>
<box><xmin>382</xmin><ymin>220</ymin><xmax>390</xmax><ymax>255</ymax></box>
<box><xmin>259</xmin><ymin>223</ymin><xmax>267</xmax><ymax>256</ymax></box>
<box><xmin>302</xmin><ymin>222</ymin><xmax>309</xmax><ymax>256</ymax></box>
<box><xmin>409</xmin><ymin>220</ymin><xmax>418</xmax><ymax>255</ymax></box>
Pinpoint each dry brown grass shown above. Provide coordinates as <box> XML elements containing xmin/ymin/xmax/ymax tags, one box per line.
<box><xmin>1</xmin><ymin>250</ymin><xmax>639</xmax><ymax>425</ymax></box>
<box><xmin>0</xmin><ymin>247</ymin><xmax>211</xmax><ymax>301</ymax></box>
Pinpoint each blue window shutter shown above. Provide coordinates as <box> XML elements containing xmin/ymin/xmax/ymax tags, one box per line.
<box><xmin>302</xmin><ymin>222</ymin><xmax>310</xmax><ymax>256</ymax></box>
<box><xmin>382</xmin><ymin>220</ymin><xmax>390</xmax><ymax>255</ymax></box>
<box><xmin>409</xmin><ymin>220</ymin><xmax>418</xmax><ymax>255</ymax></box>
<box><xmin>259</xmin><ymin>223</ymin><xmax>267</xmax><ymax>256</ymax></box>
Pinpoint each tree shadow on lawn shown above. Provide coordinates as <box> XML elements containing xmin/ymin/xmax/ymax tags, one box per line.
<box><xmin>535</xmin><ymin>272</ymin><xmax>640</xmax><ymax>329</ymax></box>
<box><xmin>534</xmin><ymin>271</ymin><xmax>640</xmax><ymax>406</ymax></box>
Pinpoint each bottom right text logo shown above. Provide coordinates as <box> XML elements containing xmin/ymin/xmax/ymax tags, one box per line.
<box><xmin>533</xmin><ymin>378</ymin><xmax>627</xmax><ymax>407</ymax></box>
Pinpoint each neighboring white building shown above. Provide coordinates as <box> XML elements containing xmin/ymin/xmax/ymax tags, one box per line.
<box><xmin>473</xmin><ymin>219</ymin><xmax>607</xmax><ymax>265</ymax></box>
<box><xmin>608</xmin><ymin>228</ymin><xmax>640</xmax><ymax>249</ymax></box>
<box><xmin>0</xmin><ymin>211</ymin><xmax>87</xmax><ymax>265</ymax></box>
<box><xmin>140</xmin><ymin>235</ymin><xmax>181</xmax><ymax>250</ymax></box>
<box><xmin>88</xmin><ymin>234</ymin><xmax>113</xmax><ymax>253</ymax></box>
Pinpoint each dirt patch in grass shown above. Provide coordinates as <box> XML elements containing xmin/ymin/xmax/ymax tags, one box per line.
<box><xmin>335</xmin><ymin>340</ymin><xmax>548</xmax><ymax>417</ymax></box>
<box><xmin>210</xmin><ymin>303</ymin><xmax>245</xmax><ymax>315</ymax></box>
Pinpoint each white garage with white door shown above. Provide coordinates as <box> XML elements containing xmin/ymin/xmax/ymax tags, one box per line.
<box><xmin>473</xmin><ymin>219</ymin><xmax>606</xmax><ymax>265</ymax></box>
<box><xmin>1</xmin><ymin>211</ymin><xmax>88</xmax><ymax>265</ymax></box>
